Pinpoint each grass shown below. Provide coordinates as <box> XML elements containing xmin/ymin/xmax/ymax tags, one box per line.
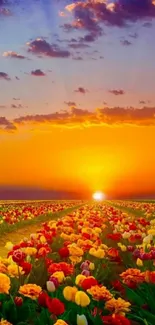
<box><xmin>0</xmin><ymin>203</ymin><xmax>84</xmax><ymax>236</ymax></box>
<box><xmin>132</xmin><ymin>199</ymin><xmax>155</xmax><ymax>203</ymax></box>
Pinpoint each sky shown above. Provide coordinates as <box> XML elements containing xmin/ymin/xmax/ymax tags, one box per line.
<box><xmin>0</xmin><ymin>0</ymin><xmax>155</xmax><ymax>199</ymax></box>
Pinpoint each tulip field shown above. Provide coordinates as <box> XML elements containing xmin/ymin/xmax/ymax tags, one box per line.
<box><xmin>1</xmin><ymin>201</ymin><xmax>155</xmax><ymax>325</ymax></box>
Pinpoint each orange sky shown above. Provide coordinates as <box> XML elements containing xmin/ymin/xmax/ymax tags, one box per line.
<box><xmin>1</xmin><ymin>0</ymin><xmax>155</xmax><ymax>199</ymax></box>
<box><xmin>1</xmin><ymin>124</ymin><xmax>155</xmax><ymax>198</ymax></box>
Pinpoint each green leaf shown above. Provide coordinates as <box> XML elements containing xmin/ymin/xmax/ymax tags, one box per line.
<box><xmin>16</xmin><ymin>322</ymin><xmax>29</xmax><ymax>325</ymax></box>
<box><xmin>16</xmin><ymin>304</ymin><xmax>30</xmax><ymax>322</ymax></box>
<box><xmin>126</xmin><ymin>287</ymin><xmax>145</xmax><ymax>306</ymax></box>
<box><xmin>141</xmin><ymin>310</ymin><xmax>155</xmax><ymax>324</ymax></box>
<box><xmin>2</xmin><ymin>300</ymin><xmax>17</xmax><ymax>323</ymax></box>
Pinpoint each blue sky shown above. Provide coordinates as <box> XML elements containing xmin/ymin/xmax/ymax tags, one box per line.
<box><xmin>0</xmin><ymin>0</ymin><xmax>155</xmax><ymax>121</ymax></box>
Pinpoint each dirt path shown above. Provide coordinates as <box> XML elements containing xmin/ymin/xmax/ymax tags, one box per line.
<box><xmin>0</xmin><ymin>223</ymin><xmax>42</xmax><ymax>258</ymax></box>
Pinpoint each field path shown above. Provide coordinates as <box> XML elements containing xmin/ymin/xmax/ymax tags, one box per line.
<box><xmin>0</xmin><ymin>224</ymin><xmax>43</xmax><ymax>258</ymax></box>
<box><xmin>0</xmin><ymin>204</ymin><xmax>83</xmax><ymax>258</ymax></box>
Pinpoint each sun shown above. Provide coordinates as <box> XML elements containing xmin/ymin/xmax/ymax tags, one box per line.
<box><xmin>92</xmin><ymin>191</ymin><xmax>105</xmax><ymax>201</ymax></box>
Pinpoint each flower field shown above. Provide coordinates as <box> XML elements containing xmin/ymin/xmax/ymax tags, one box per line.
<box><xmin>0</xmin><ymin>201</ymin><xmax>82</xmax><ymax>236</ymax></box>
<box><xmin>0</xmin><ymin>201</ymin><xmax>155</xmax><ymax>325</ymax></box>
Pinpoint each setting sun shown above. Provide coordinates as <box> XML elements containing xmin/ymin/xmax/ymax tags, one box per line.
<box><xmin>92</xmin><ymin>191</ymin><xmax>105</xmax><ymax>201</ymax></box>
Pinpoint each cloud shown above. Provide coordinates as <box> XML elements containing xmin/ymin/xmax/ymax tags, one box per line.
<box><xmin>1</xmin><ymin>103</ymin><xmax>155</xmax><ymax>133</ymax></box>
<box><xmin>109</xmin><ymin>89</ymin><xmax>125</xmax><ymax>95</ymax></box>
<box><xmin>31</xmin><ymin>69</ymin><xmax>46</xmax><ymax>76</ymax></box>
<box><xmin>27</xmin><ymin>38</ymin><xmax>70</xmax><ymax>58</ymax></box>
<box><xmin>75</xmin><ymin>87</ymin><xmax>88</xmax><ymax>94</ymax></box>
<box><xmin>10</xmin><ymin>106</ymin><xmax>155</xmax><ymax>130</ymax></box>
<box><xmin>5</xmin><ymin>124</ymin><xmax>17</xmax><ymax>131</ymax></box>
<box><xmin>139</xmin><ymin>100</ymin><xmax>146</xmax><ymax>104</ymax></box>
<box><xmin>96</xmin><ymin>106</ymin><xmax>155</xmax><ymax>125</ymax></box>
<box><xmin>129</xmin><ymin>32</ymin><xmax>138</xmax><ymax>38</ymax></box>
<box><xmin>0</xmin><ymin>72</ymin><xmax>10</xmax><ymax>80</ymax></box>
<box><xmin>80</xmin><ymin>33</ymin><xmax>98</xmax><ymax>42</ymax></box>
<box><xmin>64</xmin><ymin>0</ymin><xmax>155</xmax><ymax>32</ymax></box>
<box><xmin>11</xmin><ymin>104</ymin><xmax>22</xmax><ymax>109</ymax></box>
<box><xmin>121</xmin><ymin>39</ymin><xmax>132</xmax><ymax>46</ymax></box>
<box><xmin>3</xmin><ymin>51</ymin><xmax>26</xmax><ymax>59</ymax></box>
<box><xmin>72</xmin><ymin>56</ymin><xmax>83</xmax><ymax>60</ymax></box>
<box><xmin>0</xmin><ymin>8</ymin><xmax>11</xmax><ymax>15</ymax></box>
<box><xmin>64</xmin><ymin>101</ymin><xmax>77</xmax><ymax>107</ymax></box>
<box><xmin>0</xmin><ymin>116</ymin><xmax>16</xmax><ymax>132</ymax></box>
<box><xmin>68</xmin><ymin>31</ymin><xmax>100</xmax><ymax>49</ymax></box>
<box><xmin>14</xmin><ymin>111</ymin><xmax>71</xmax><ymax>125</ymax></box>
<box><xmin>143</xmin><ymin>21</ymin><xmax>153</xmax><ymax>27</ymax></box>
<box><xmin>69</xmin><ymin>42</ymin><xmax>90</xmax><ymax>49</ymax></box>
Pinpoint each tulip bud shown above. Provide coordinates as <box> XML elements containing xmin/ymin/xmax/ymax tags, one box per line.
<box><xmin>77</xmin><ymin>314</ymin><xmax>88</xmax><ymax>325</ymax></box>
<box><xmin>49</xmin><ymin>276</ymin><xmax>59</xmax><ymax>288</ymax></box>
<box><xmin>64</xmin><ymin>276</ymin><xmax>73</xmax><ymax>286</ymax></box>
<box><xmin>80</xmin><ymin>261</ymin><xmax>90</xmax><ymax>271</ymax></box>
<box><xmin>133</xmin><ymin>249</ymin><xmax>140</xmax><ymax>258</ymax></box>
<box><xmin>46</xmin><ymin>281</ymin><xmax>56</xmax><ymax>292</ymax></box>
<box><xmin>81</xmin><ymin>269</ymin><xmax>90</xmax><ymax>276</ymax></box>
<box><xmin>127</xmin><ymin>246</ymin><xmax>134</xmax><ymax>252</ymax></box>
<box><xmin>14</xmin><ymin>296</ymin><xmax>23</xmax><ymax>306</ymax></box>
<box><xmin>136</xmin><ymin>258</ymin><xmax>143</xmax><ymax>267</ymax></box>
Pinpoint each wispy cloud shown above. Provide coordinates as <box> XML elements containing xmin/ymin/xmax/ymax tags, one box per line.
<box><xmin>64</xmin><ymin>101</ymin><xmax>77</xmax><ymax>107</ymax></box>
<box><xmin>27</xmin><ymin>38</ymin><xmax>70</xmax><ymax>58</ymax></box>
<box><xmin>0</xmin><ymin>116</ymin><xmax>16</xmax><ymax>132</ymax></box>
<box><xmin>0</xmin><ymin>72</ymin><xmax>10</xmax><ymax>80</ymax></box>
<box><xmin>109</xmin><ymin>89</ymin><xmax>125</xmax><ymax>95</ymax></box>
<box><xmin>3</xmin><ymin>51</ymin><xmax>26</xmax><ymax>59</ymax></box>
<box><xmin>74</xmin><ymin>87</ymin><xmax>88</xmax><ymax>94</ymax></box>
<box><xmin>121</xmin><ymin>39</ymin><xmax>132</xmax><ymax>46</ymax></box>
<box><xmin>31</xmin><ymin>69</ymin><xmax>46</xmax><ymax>76</ymax></box>
<box><xmin>0</xmin><ymin>8</ymin><xmax>11</xmax><ymax>16</ymax></box>
<box><xmin>11</xmin><ymin>104</ymin><xmax>22</xmax><ymax>109</ymax></box>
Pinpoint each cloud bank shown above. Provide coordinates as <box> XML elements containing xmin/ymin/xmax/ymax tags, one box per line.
<box><xmin>1</xmin><ymin>106</ymin><xmax>155</xmax><ymax>133</ymax></box>
<box><xmin>64</xmin><ymin>0</ymin><xmax>155</xmax><ymax>32</ymax></box>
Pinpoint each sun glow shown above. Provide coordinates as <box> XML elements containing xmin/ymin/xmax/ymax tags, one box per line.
<box><xmin>92</xmin><ymin>191</ymin><xmax>105</xmax><ymax>201</ymax></box>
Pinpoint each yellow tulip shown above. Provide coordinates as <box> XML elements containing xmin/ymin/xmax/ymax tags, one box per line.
<box><xmin>5</xmin><ymin>242</ymin><xmax>13</xmax><ymax>251</ymax></box>
<box><xmin>148</xmin><ymin>229</ymin><xmax>155</xmax><ymax>236</ymax></box>
<box><xmin>52</xmin><ymin>271</ymin><xmax>65</xmax><ymax>283</ymax></box>
<box><xmin>118</xmin><ymin>243</ymin><xmax>127</xmax><ymax>252</ymax></box>
<box><xmin>136</xmin><ymin>258</ymin><xmax>143</xmax><ymax>267</ymax></box>
<box><xmin>69</xmin><ymin>256</ymin><xmax>82</xmax><ymax>265</ymax></box>
<box><xmin>63</xmin><ymin>286</ymin><xmax>78</xmax><ymax>302</ymax></box>
<box><xmin>54</xmin><ymin>320</ymin><xmax>68</xmax><ymax>325</ymax></box>
<box><xmin>89</xmin><ymin>248</ymin><xmax>105</xmax><ymax>259</ymax></box>
<box><xmin>89</xmin><ymin>262</ymin><xmax>95</xmax><ymax>271</ymax></box>
<box><xmin>75</xmin><ymin>291</ymin><xmax>90</xmax><ymax>307</ymax></box>
<box><xmin>120</xmin><ymin>245</ymin><xmax>127</xmax><ymax>252</ymax></box>
<box><xmin>40</xmin><ymin>236</ymin><xmax>46</xmax><ymax>244</ymax></box>
<box><xmin>75</xmin><ymin>275</ymin><xmax>86</xmax><ymax>286</ymax></box>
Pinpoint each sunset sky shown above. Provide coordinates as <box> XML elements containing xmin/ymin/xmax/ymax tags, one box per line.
<box><xmin>0</xmin><ymin>0</ymin><xmax>155</xmax><ymax>199</ymax></box>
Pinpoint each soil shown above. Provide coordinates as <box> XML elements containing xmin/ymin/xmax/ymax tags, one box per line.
<box><xmin>0</xmin><ymin>223</ymin><xmax>41</xmax><ymax>258</ymax></box>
